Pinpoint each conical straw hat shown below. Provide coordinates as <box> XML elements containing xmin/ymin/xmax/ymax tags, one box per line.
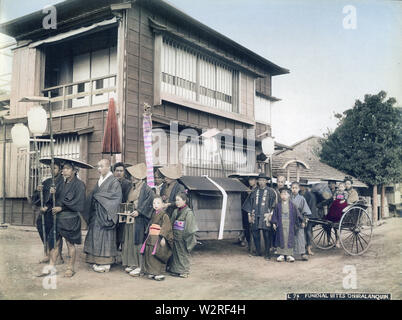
<box><xmin>126</xmin><ymin>163</ymin><xmax>147</xmax><ymax>180</ymax></box>
<box><xmin>159</xmin><ymin>164</ymin><xmax>182</xmax><ymax>180</ymax></box>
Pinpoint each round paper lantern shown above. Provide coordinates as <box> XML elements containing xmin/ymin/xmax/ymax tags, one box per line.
<box><xmin>11</xmin><ymin>123</ymin><xmax>30</xmax><ymax>148</ymax></box>
<box><xmin>262</xmin><ymin>136</ymin><xmax>275</xmax><ymax>156</ymax></box>
<box><xmin>27</xmin><ymin>105</ymin><xmax>47</xmax><ymax>135</ymax></box>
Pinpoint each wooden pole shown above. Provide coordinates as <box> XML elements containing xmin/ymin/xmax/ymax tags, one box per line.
<box><xmin>372</xmin><ymin>185</ymin><xmax>378</xmax><ymax>223</ymax></box>
<box><xmin>47</xmin><ymin>92</ymin><xmax>57</xmax><ymax>247</ymax></box>
<box><xmin>2</xmin><ymin>118</ymin><xmax>6</xmax><ymax>224</ymax></box>
<box><xmin>34</xmin><ymin>136</ymin><xmax>47</xmax><ymax>255</ymax></box>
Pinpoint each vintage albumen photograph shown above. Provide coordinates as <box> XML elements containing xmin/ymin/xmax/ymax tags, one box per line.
<box><xmin>0</xmin><ymin>0</ymin><xmax>401</xmax><ymax>303</ymax></box>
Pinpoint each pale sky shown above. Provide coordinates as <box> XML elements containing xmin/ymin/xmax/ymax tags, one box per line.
<box><xmin>1</xmin><ymin>0</ymin><xmax>401</xmax><ymax>145</ymax></box>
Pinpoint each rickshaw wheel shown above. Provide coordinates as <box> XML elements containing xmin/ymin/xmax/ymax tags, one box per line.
<box><xmin>339</xmin><ymin>206</ymin><xmax>373</xmax><ymax>256</ymax></box>
<box><xmin>312</xmin><ymin>222</ymin><xmax>336</xmax><ymax>250</ymax></box>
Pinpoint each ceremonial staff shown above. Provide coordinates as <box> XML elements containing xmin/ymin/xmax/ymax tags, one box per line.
<box><xmin>33</xmin><ymin>136</ymin><xmax>47</xmax><ymax>256</ymax></box>
<box><xmin>45</xmin><ymin>91</ymin><xmax>57</xmax><ymax>247</ymax></box>
<box><xmin>17</xmin><ymin>94</ymin><xmax>57</xmax><ymax>246</ymax></box>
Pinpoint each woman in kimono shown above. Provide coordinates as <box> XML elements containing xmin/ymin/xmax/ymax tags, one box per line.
<box><xmin>271</xmin><ymin>187</ymin><xmax>303</xmax><ymax>263</ymax></box>
<box><xmin>140</xmin><ymin>197</ymin><xmax>173</xmax><ymax>281</ymax></box>
<box><xmin>168</xmin><ymin>192</ymin><xmax>198</xmax><ymax>278</ymax></box>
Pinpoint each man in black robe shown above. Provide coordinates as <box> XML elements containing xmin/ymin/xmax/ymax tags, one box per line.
<box><xmin>84</xmin><ymin>159</ymin><xmax>122</xmax><ymax>273</ymax></box>
<box><xmin>112</xmin><ymin>162</ymin><xmax>132</xmax><ymax>250</ymax></box>
<box><xmin>299</xmin><ymin>180</ymin><xmax>318</xmax><ymax>256</ymax></box>
<box><xmin>32</xmin><ymin>161</ymin><xmax>64</xmax><ymax>264</ymax></box>
<box><xmin>242</xmin><ymin>173</ymin><xmax>277</xmax><ymax>260</ymax></box>
<box><xmin>238</xmin><ymin>176</ymin><xmax>257</xmax><ymax>252</ymax></box>
<box><xmin>41</xmin><ymin>160</ymin><xmax>86</xmax><ymax>278</ymax></box>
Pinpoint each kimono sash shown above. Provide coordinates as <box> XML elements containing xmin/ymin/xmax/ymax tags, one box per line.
<box><xmin>149</xmin><ymin>224</ymin><xmax>161</xmax><ymax>236</ymax></box>
<box><xmin>173</xmin><ymin>220</ymin><xmax>185</xmax><ymax>231</ymax></box>
<box><xmin>140</xmin><ymin>224</ymin><xmax>161</xmax><ymax>255</ymax></box>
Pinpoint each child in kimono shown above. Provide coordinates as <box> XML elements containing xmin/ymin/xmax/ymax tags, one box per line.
<box><xmin>271</xmin><ymin>187</ymin><xmax>303</xmax><ymax>263</ymax></box>
<box><xmin>327</xmin><ymin>182</ymin><xmax>349</xmax><ymax>223</ymax></box>
<box><xmin>333</xmin><ymin>182</ymin><xmax>348</xmax><ymax>204</ymax></box>
<box><xmin>168</xmin><ymin>192</ymin><xmax>198</xmax><ymax>278</ymax></box>
<box><xmin>140</xmin><ymin>197</ymin><xmax>173</xmax><ymax>281</ymax></box>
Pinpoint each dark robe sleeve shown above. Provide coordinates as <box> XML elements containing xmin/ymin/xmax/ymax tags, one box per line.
<box><xmin>292</xmin><ymin>203</ymin><xmax>303</xmax><ymax>228</ymax></box>
<box><xmin>32</xmin><ymin>178</ymin><xmax>52</xmax><ymax>207</ymax></box>
<box><xmin>51</xmin><ymin>175</ymin><xmax>66</xmax><ymax>208</ymax></box>
<box><xmin>93</xmin><ymin>178</ymin><xmax>122</xmax><ymax>228</ymax></box>
<box><xmin>305</xmin><ymin>191</ymin><xmax>318</xmax><ymax>218</ymax></box>
<box><xmin>242</xmin><ymin>190</ymin><xmax>255</xmax><ymax>213</ymax></box>
<box><xmin>271</xmin><ymin>204</ymin><xmax>279</xmax><ymax>227</ymax></box>
<box><xmin>121</xmin><ymin>179</ymin><xmax>132</xmax><ymax>203</ymax></box>
<box><xmin>60</xmin><ymin>178</ymin><xmax>86</xmax><ymax>213</ymax></box>
<box><xmin>82</xmin><ymin>189</ymin><xmax>94</xmax><ymax>225</ymax></box>
<box><xmin>268</xmin><ymin>188</ymin><xmax>277</xmax><ymax>211</ymax></box>
<box><xmin>137</xmin><ymin>184</ymin><xmax>155</xmax><ymax>219</ymax></box>
<box><xmin>271</xmin><ymin>203</ymin><xmax>284</xmax><ymax>248</ymax></box>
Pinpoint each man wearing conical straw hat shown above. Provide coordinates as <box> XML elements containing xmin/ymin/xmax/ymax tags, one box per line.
<box><xmin>158</xmin><ymin>164</ymin><xmax>185</xmax><ymax>218</ymax></box>
<box><xmin>39</xmin><ymin>158</ymin><xmax>89</xmax><ymax>278</ymax></box>
<box><xmin>122</xmin><ymin>163</ymin><xmax>155</xmax><ymax>277</ymax></box>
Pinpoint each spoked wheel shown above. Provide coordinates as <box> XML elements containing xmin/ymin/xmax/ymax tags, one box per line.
<box><xmin>339</xmin><ymin>206</ymin><xmax>373</xmax><ymax>255</ymax></box>
<box><xmin>312</xmin><ymin>222</ymin><xmax>336</xmax><ymax>250</ymax></box>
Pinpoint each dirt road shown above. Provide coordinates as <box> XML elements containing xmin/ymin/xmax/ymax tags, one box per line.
<box><xmin>0</xmin><ymin>218</ymin><xmax>401</xmax><ymax>300</ymax></box>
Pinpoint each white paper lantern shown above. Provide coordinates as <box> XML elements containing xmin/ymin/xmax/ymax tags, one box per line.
<box><xmin>11</xmin><ymin>123</ymin><xmax>30</xmax><ymax>148</ymax></box>
<box><xmin>27</xmin><ymin>105</ymin><xmax>47</xmax><ymax>135</ymax></box>
<box><xmin>262</xmin><ymin>136</ymin><xmax>275</xmax><ymax>156</ymax></box>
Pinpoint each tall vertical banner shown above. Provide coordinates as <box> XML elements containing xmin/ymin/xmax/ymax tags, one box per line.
<box><xmin>143</xmin><ymin>104</ymin><xmax>154</xmax><ymax>187</ymax></box>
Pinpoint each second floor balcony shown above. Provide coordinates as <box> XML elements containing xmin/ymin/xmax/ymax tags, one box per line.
<box><xmin>42</xmin><ymin>25</ymin><xmax>117</xmax><ymax>112</ymax></box>
<box><xmin>43</xmin><ymin>74</ymin><xmax>117</xmax><ymax>112</ymax></box>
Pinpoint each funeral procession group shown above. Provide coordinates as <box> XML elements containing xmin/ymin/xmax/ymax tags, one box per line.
<box><xmin>33</xmin><ymin>156</ymin><xmax>358</xmax><ymax>280</ymax></box>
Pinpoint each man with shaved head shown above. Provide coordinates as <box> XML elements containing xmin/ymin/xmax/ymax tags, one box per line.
<box><xmin>84</xmin><ymin>158</ymin><xmax>122</xmax><ymax>273</ymax></box>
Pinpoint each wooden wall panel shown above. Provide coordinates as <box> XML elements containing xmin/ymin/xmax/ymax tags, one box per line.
<box><xmin>10</xmin><ymin>46</ymin><xmax>44</xmax><ymax>117</ymax></box>
<box><xmin>255</xmin><ymin>76</ymin><xmax>272</xmax><ymax>97</ymax></box>
<box><xmin>2</xmin><ymin>142</ymin><xmax>29</xmax><ymax>198</ymax></box>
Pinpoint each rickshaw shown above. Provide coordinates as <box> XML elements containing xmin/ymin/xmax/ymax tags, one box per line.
<box><xmin>309</xmin><ymin>197</ymin><xmax>373</xmax><ymax>256</ymax></box>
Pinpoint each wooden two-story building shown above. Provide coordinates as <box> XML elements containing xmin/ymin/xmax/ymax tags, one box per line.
<box><xmin>0</xmin><ymin>0</ymin><xmax>288</xmax><ymax>226</ymax></box>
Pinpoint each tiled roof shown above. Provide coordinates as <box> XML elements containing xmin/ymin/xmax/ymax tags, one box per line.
<box><xmin>272</xmin><ymin>136</ymin><xmax>368</xmax><ymax>188</ymax></box>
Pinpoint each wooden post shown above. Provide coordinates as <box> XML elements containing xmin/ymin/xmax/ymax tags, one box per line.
<box><xmin>62</xmin><ymin>86</ymin><xmax>66</xmax><ymax>111</ymax></box>
<box><xmin>372</xmin><ymin>185</ymin><xmax>378</xmax><ymax>223</ymax></box>
<box><xmin>2</xmin><ymin>118</ymin><xmax>6</xmax><ymax>224</ymax></box>
<box><xmin>381</xmin><ymin>184</ymin><xmax>386</xmax><ymax>219</ymax></box>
